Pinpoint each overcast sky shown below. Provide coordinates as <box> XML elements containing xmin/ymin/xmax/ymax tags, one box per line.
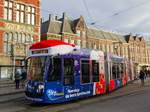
<box><xmin>41</xmin><ymin>0</ymin><xmax>150</xmax><ymax>40</ymax></box>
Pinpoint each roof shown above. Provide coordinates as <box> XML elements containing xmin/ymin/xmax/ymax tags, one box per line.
<box><xmin>87</xmin><ymin>28</ymin><xmax>126</xmax><ymax>42</ymax></box>
<box><xmin>145</xmin><ymin>41</ymin><xmax>150</xmax><ymax>46</ymax></box>
<box><xmin>87</xmin><ymin>29</ymin><xmax>105</xmax><ymax>39</ymax></box>
<box><xmin>62</xmin><ymin>18</ymin><xmax>74</xmax><ymax>33</ymax></box>
<box><xmin>41</xmin><ymin>13</ymin><xmax>126</xmax><ymax>43</ymax></box>
<box><xmin>41</xmin><ymin>20</ymin><xmax>49</xmax><ymax>34</ymax></box>
<box><xmin>124</xmin><ymin>35</ymin><xmax>130</xmax><ymax>42</ymax></box>
<box><xmin>48</xmin><ymin>20</ymin><xmax>62</xmax><ymax>34</ymax></box>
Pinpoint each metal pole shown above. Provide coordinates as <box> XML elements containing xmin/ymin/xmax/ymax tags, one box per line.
<box><xmin>105</xmin><ymin>53</ymin><xmax>110</xmax><ymax>93</ymax></box>
<box><xmin>0</xmin><ymin>67</ymin><xmax>1</xmax><ymax>79</ymax></box>
<box><xmin>12</xmin><ymin>44</ymin><xmax>15</xmax><ymax>81</ymax></box>
<box><xmin>12</xmin><ymin>56</ymin><xmax>15</xmax><ymax>81</ymax></box>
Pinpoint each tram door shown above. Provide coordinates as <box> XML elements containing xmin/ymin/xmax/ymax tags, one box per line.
<box><xmin>63</xmin><ymin>58</ymin><xmax>74</xmax><ymax>86</ymax></box>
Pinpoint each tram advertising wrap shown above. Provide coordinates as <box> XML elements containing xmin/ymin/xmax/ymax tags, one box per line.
<box><xmin>25</xmin><ymin>40</ymin><xmax>135</xmax><ymax>103</ymax></box>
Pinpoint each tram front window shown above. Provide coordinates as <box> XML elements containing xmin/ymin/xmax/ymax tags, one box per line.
<box><xmin>27</xmin><ymin>57</ymin><xmax>47</xmax><ymax>81</ymax></box>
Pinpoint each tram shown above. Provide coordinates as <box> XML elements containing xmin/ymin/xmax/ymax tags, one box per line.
<box><xmin>25</xmin><ymin>40</ymin><xmax>134</xmax><ymax>103</ymax></box>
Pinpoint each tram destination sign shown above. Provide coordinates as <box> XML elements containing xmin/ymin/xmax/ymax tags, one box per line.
<box><xmin>32</xmin><ymin>49</ymin><xmax>48</xmax><ymax>55</ymax></box>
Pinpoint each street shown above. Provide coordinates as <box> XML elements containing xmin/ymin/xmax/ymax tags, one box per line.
<box><xmin>0</xmin><ymin>79</ymin><xmax>150</xmax><ymax>112</ymax></box>
<box><xmin>60</xmin><ymin>85</ymin><xmax>150</xmax><ymax>112</ymax></box>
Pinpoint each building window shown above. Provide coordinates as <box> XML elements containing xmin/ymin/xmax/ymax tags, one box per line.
<box><xmin>82</xmin><ymin>41</ymin><xmax>86</xmax><ymax>48</ymax></box>
<box><xmin>94</xmin><ymin>43</ymin><xmax>96</xmax><ymax>49</ymax></box>
<box><xmin>31</xmin><ymin>36</ymin><xmax>34</xmax><ymax>43</ymax></box>
<box><xmin>71</xmin><ymin>39</ymin><xmax>74</xmax><ymax>44</ymax></box>
<box><xmin>16</xmin><ymin>4</ymin><xmax>25</xmax><ymax>23</ymax></box>
<box><xmin>22</xmin><ymin>34</ymin><xmax>26</xmax><ymax>43</ymax></box>
<box><xmin>18</xmin><ymin>33</ymin><xmax>22</xmax><ymax>43</ymax></box>
<box><xmin>77</xmin><ymin>40</ymin><xmax>81</xmax><ymax>46</ymax></box>
<box><xmin>4</xmin><ymin>33</ymin><xmax>8</xmax><ymax>53</ymax></box>
<box><xmin>4</xmin><ymin>33</ymin><xmax>12</xmax><ymax>54</ymax></box>
<box><xmin>14</xmin><ymin>33</ymin><xmax>18</xmax><ymax>42</ymax></box>
<box><xmin>64</xmin><ymin>38</ymin><xmax>69</xmax><ymax>43</ymax></box>
<box><xmin>26</xmin><ymin>35</ymin><xmax>31</xmax><ymax>43</ymax></box>
<box><xmin>4</xmin><ymin>0</ymin><xmax>13</xmax><ymax>21</ymax></box>
<box><xmin>27</xmin><ymin>6</ymin><xmax>36</xmax><ymax>25</ymax></box>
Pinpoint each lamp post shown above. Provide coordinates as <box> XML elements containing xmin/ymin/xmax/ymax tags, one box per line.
<box><xmin>11</xmin><ymin>42</ymin><xmax>16</xmax><ymax>81</ymax></box>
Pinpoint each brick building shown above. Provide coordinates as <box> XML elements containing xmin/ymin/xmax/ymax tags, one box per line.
<box><xmin>0</xmin><ymin>0</ymin><xmax>41</xmax><ymax>79</ymax></box>
<box><xmin>41</xmin><ymin>13</ymin><xmax>150</xmax><ymax>76</ymax></box>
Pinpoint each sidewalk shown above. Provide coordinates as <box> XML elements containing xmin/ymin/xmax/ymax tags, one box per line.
<box><xmin>0</xmin><ymin>86</ymin><xmax>24</xmax><ymax>96</ymax></box>
<box><xmin>0</xmin><ymin>79</ymin><xmax>24</xmax><ymax>103</ymax></box>
<box><xmin>0</xmin><ymin>79</ymin><xmax>24</xmax><ymax>96</ymax></box>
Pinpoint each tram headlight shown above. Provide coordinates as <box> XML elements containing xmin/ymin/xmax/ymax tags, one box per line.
<box><xmin>38</xmin><ymin>85</ymin><xmax>44</xmax><ymax>90</ymax></box>
<box><xmin>37</xmin><ymin>84</ymin><xmax>44</xmax><ymax>94</ymax></box>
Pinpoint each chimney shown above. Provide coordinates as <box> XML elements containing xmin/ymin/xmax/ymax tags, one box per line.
<box><xmin>41</xmin><ymin>18</ymin><xmax>43</xmax><ymax>24</ymax></box>
<box><xmin>63</xmin><ymin>12</ymin><xmax>67</xmax><ymax>19</ymax></box>
<box><xmin>55</xmin><ymin>16</ymin><xmax>58</xmax><ymax>20</ymax></box>
<box><xmin>49</xmin><ymin>14</ymin><xmax>53</xmax><ymax>21</ymax></box>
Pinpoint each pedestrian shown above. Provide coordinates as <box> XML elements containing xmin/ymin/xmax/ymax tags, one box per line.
<box><xmin>139</xmin><ymin>69</ymin><xmax>146</xmax><ymax>87</ymax></box>
<box><xmin>148</xmin><ymin>70</ymin><xmax>150</xmax><ymax>77</ymax></box>
<box><xmin>14</xmin><ymin>69</ymin><xmax>22</xmax><ymax>89</ymax></box>
<box><xmin>21</xmin><ymin>68</ymin><xmax>27</xmax><ymax>88</ymax></box>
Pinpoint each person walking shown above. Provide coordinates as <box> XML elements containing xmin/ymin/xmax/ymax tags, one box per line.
<box><xmin>14</xmin><ymin>69</ymin><xmax>21</xmax><ymax>89</ymax></box>
<box><xmin>139</xmin><ymin>69</ymin><xmax>146</xmax><ymax>86</ymax></box>
<box><xmin>21</xmin><ymin>68</ymin><xmax>27</xmax><ymax>88</ymax></box>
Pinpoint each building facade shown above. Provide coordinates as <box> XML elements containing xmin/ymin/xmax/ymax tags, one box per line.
<box><xmin>0</xmin><ymin>0</ymin><xmax>41</xmax><ymax>79</ymax></box>
<box><xmin>41</xmin><ymin>13</ymin><xmax>150</xmax><ymax>76</ymax></box>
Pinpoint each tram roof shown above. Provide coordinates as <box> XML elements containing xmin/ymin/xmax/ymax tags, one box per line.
<box><xmin>30</xmin><ymin>40</ymin><xmax>75</xmax><ymax>50</ymax></box>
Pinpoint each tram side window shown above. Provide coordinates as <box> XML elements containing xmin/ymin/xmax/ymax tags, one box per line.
<box><xmin>48</xmin><ymin>58</ymin><xmax>61</xmax><ymax>81</ymax></box>
<box><xmin>120</xmin><ymin>63</ymin><xmax>124</xmax><ymax>75</ymax></box>
<box><xmin>112</xmin><ymin>63</ymin><xmax>123</xmax><ymax>79</ymax></box>
<box><xmin>81</xmin><ymin>60</ymin><xmax>90</xmax><ymax>83</ymax></box>
<box><xmin>64</xmin><ymin>58</ymin><xmax>74</xmax><ymax>85</ymax></box>
<box><xmin>92</xmin><ymin>60</ymin><xmax>99</xmax><ymax>82</ymax></box>
<box><xmin>112</xmin><ymin>63</ymin><xmax>115</xmax><ymax>79</ymax></box>
<box><xmin>112</xmin><ymin>63</ymin><xmax>118</xmax><ymax>79</ymax></box>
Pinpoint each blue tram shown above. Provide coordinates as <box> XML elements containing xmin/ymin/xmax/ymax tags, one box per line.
<box><xmin>25</xmin><ymin>40</ymin><xmax>134</xmax><ymax>103</ymax></box>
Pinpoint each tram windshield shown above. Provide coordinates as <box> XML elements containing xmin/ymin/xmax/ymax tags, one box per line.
<box><xmin>27</xmin><ymin>56</ymin><xmax>48</xmax><ymax>81</ymax></box>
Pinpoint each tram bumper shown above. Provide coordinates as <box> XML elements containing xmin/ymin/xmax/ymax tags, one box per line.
<box><xmin>25</xmin><ymin>81</ymin><xmax>45</xmax><ymax>103</ymax></box>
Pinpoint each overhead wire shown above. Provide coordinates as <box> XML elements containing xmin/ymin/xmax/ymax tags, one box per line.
<box><xmin>40</xmin><ymin>0</ymin><xmax>150</xmax><ymax>36</ymax></box>
<box><xmin>91</xmin><ymin>0</ymin><xmax>150</xmax><ymax>26</ymax></box>
<box><xmin>82</xmin><ymin>0</ymin><xmax>94</xmax><ymax>21</ymax></box>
